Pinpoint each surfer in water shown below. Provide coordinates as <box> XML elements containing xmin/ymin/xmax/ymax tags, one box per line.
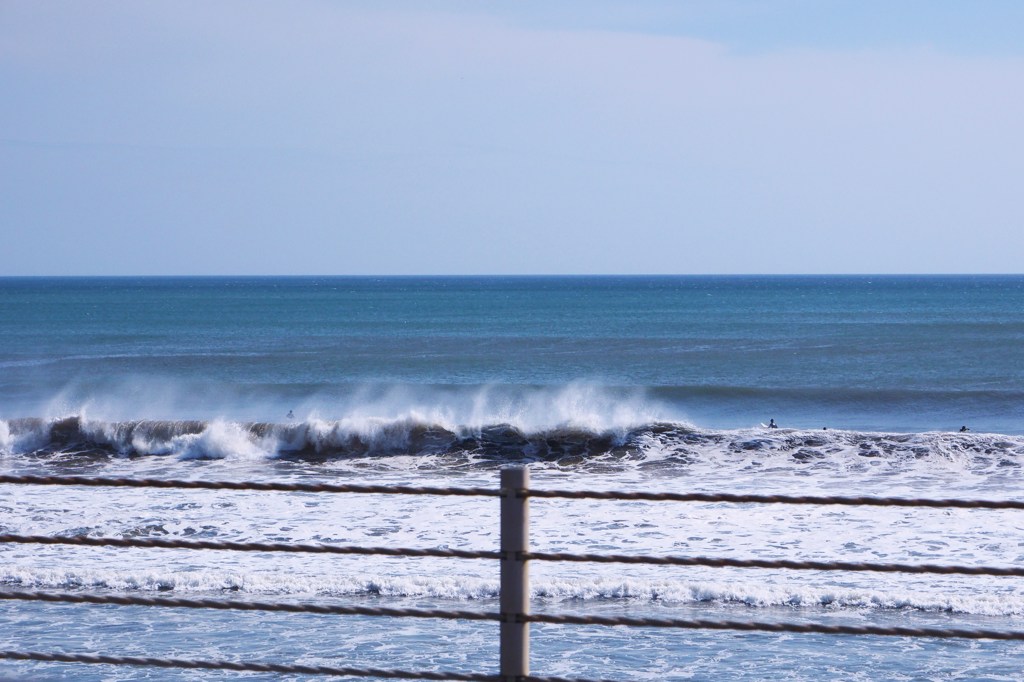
<box><xmin>768</xmin><ymin>419</ymin><xmax>777</xmax><ymax>429</ymax></box>
<box><xmin>286</xmin><ymin>410</ymin><xmax>294</xmax><ymax>420</ymax></box>
<box><xmin>960</xmin><ymin>425</ymin><xmax>970</xmax><ymax>432</ymax></box>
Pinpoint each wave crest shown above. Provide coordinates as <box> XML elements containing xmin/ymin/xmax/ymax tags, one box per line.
<box><xmin>2</xmin><ymin>415</ymin><xmax>1023</xmax><ymax>468</ymax></box>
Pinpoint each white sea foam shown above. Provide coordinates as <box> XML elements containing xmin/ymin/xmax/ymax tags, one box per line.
<box><xmin>0</xmin><ymin>418</ymin><xmax>49</xmax><ymax>455</ymax></box>
<box><xmin>5</xmin><ymin>393</ymin><xmax>1024</xmax><ymax>643</ymax></box>
<box><xmin>170</xmin><ymin>420</ymin><xmax>270</xmax><ymax>461</ymax></box>
<box><xmin>3</xmin><ymin>566</ymin><xmax>1022</xmax><ymax>617</ymax></box>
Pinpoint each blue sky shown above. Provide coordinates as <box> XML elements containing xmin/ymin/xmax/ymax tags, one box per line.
<box><xmin>2</xmin><ymin>1</ymin><xmax>1022</xmax><ymax>275</ymax></box>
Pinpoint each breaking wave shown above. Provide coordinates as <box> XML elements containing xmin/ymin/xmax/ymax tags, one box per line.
<box><xmin>2</xmin><ymin>415</ymin><xmax>1023</xmax><ymax>467</ymax></box>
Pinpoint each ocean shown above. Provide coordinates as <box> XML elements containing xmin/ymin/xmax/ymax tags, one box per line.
<box><xmin>1</xmin><ymin>275</ymin><xmax>1023</xmax><ymax>680</ymax></box>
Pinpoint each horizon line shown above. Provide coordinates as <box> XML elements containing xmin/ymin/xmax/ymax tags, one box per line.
<box><xmin>1</xmin><ymin>273</ymin><xmax>1022</xmax><ymax>279</ymax></box>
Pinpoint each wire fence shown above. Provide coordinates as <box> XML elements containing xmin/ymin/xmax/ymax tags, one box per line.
<box><xmin>1</xmin><ymin>468</ymin><xmax>1023</xmax><ymax>681</ymax></box>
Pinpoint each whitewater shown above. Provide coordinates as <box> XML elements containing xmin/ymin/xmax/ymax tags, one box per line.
<box><xmin>2</xmin><ymin>275</ymin><xmax>1024</xmax><ymax>680</ymax></box>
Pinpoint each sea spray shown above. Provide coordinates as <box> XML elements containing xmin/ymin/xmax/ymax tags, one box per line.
<box><xmin>2</xmin><ymin>416</ymin><xmax>1023</xmax><ymax>471</ymax></box>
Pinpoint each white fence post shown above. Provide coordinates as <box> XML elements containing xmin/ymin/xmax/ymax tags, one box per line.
<box><xmin>500</xmin><ymin>467</ymin><xmax>530</xmax><ymax>681</ymax></box>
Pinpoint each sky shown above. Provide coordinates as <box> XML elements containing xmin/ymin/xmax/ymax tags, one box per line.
<box><xmin>2</xmin><ymin>1</ymin><xmax>1023</xmax><ymax>275</ymax></box>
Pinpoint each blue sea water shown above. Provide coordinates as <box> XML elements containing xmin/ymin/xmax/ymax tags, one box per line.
<box><xmin>3</xmin><ymin>275</ymin><xmax>1023</xmax><ymax>433</ymax></box>
<box><xmin>1</xmin><ymin>275</ymin><xmax>1024</xmax><ymax>680</ymax></box>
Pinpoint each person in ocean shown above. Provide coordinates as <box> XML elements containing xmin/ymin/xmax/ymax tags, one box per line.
<box><xmin>960</xmin><ymin>425</ymin><xmax>970</xmax><ymax>432</ymax></box>
<box><xmin>768</xmin><ymin>419</ymin><xmax>777</xmax><ymax>429</ymax></box>
<box><xmin>286</xmin><ymin>410</ymin><xmax>294</xmax><ymax>420</ymax></box>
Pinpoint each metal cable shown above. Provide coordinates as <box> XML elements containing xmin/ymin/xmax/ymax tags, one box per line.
<box><xmin>5</xmin><ymin>590</ymin><xmax>1022</xmax><ymax>642</ymax></box>
<box><xmin>2</xmin><ymin>534</ymin><xmax>1018</xmax><ymax>578</ymax></box>
<box><xmin>3</xmin><ymin>474</ymin><xmax>1022</xmax><ymax>509</ymax></box>
<box><xmin>524</xmin><ymin>489</ymin><xmax>1024</xmax><ymax>509</ymax></box>
<box><xmin>0</xmin><ymin>590</ymin><xmax>500</xmax><ymax>621</ymax></box>
<box><xmin>0</xmin><ymin>474</ymin><xmax>498</xmax><ymax>497</ymax></box>
<box><xmin>523</xmin><ymin>551</ymin><xmax>1024</xmax><ymax>576</ymax></box>
<box><xmin>0</xmin><ymin>533</ymin><xmax>500</xmax><ymax>560</ymax></box>
<box><xmin>523</xmin><ymin>613</ymin><xmax>1024</xmax><ymax>640</ymax></box>
<box><xmin>0</xmin><ymin>650</ymin><xmax>499</xmax><ymax>680</ymax></box>
<box><xmin>6</xmin><ymin>472</ymin><xmax>1024</xmax><ymax>677</ymax></box>
<box><xmin>0</xmin><ymin>651</ymin><xmax>618</xmax><ymax>682</ymax></box>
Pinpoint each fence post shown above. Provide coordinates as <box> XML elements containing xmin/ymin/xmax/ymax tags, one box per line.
<box><xmin>500</xmin><ymin>466</ymin><xmax>530</xmax><ymax>682</ymax></box>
